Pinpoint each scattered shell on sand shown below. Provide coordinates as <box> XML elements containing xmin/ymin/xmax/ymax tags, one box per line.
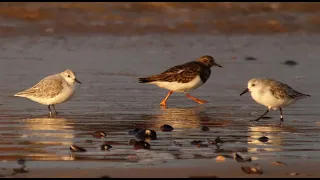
<box><xmin>70</xmin><ymin>145</ymin><xmax>87</xmax><ymax>152</ymax></box>
<box><xmin>92</xmin><ymin>131</ymin><xmax>107</xmax><ymax>138</ymax></box>
<box><xmin>272</xmin><ymin>161</ymin><xmax>287</xmax><ymax>166</ymax></box>
<box><xmin>215</xmin><ymin>155</ymin><xmax>226</xmax><ymax>162</ymax></box>
<box><xmin>241</xmin><ymin>165</ymin><xmax>263</xmax><ymax>174</ymax></box>
<box><xmin>235</xmin><ymin>153</ymin><xmax>252</xmax><ymax>162</ymax></box>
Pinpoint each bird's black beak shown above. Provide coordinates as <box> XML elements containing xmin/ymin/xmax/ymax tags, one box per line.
<box><xmin>240</xmin><ymin>88</ymin><xmax>249</xmax><ymax>96</ymax></box>
<box><xmin>214</xmin><ymin>62</ymin><xmax>223</xmax><ymax>68</ymax></box>
<box><xmin>75</xmin><ymin>78</ymin><xmax>82</xmax><ymax>84</ymax></box>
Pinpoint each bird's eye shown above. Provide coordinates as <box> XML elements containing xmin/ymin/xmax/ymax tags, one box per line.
<box><xmin>252</xmin><ymin>84</ymin><xmax>255</xmax><ymax>87</ymax></box>
<box><xmin>68</xmin><ymin>75</ymin><xmax>71</xmax><ymax>77</ymax></box>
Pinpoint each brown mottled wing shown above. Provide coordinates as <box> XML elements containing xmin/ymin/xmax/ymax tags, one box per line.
<box><xmin>16</xmin><ymin>75</ymin><xmax>64</xmax><ymax>98</ymax></box>
<box><xmin>269</xmin><ymin>80</ymin><xmax>310</xmax><ymax>99</ymax></box>
<box><xmin>145</xmin><ymin>61</ymin><xmax>210</xmax><ymax>83</ymax></box>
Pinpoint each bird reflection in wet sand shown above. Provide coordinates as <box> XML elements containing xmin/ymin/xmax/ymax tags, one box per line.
<box><xmin>21</xmin><ymin>117</ymin><xmax>75</xmax><ymax>161</ymax></box>
<box><xmin>152</xmin><ymin>107</ymin><xmax>209</xmax><ymax>129</ymax></box>
<box><xmin>247</xmin><ymin>125</ymin><xmax>296</xmax><ymax>155</ymax></box>
<box><xmin>151</xmin><ymin>106</ymin><xmax>230</xmax><ymax>130</ymax></box>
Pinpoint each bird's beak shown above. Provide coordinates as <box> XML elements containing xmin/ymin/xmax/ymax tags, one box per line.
<box><xmin>75</xmin><ymin>78</ymin><xmax>82</xmax><ymax>84</ymax></box>
<box><xmin>214</xmin><ymin>62</ymin><xmax>223</xmax><ymax>68</ymax></box>
<box><xmin>240</xmin><ymin>88</ymin><xmax>249</xmax><ymax>96</ymax></box>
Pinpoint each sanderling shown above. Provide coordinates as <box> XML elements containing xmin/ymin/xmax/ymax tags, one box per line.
<box><xmin>139</xmin><ymin>55</ymin><xmax>222</xmax><ymax>106</ymax></box>
<box><xmin>240</xmin><ymin>78</ymin><xmax>310</xmax><ymax>127</ymax></box>
<box><xmin>14</xmin><ymin>69</ymin><xmax>82</xmax><ymax>117</ymax></box>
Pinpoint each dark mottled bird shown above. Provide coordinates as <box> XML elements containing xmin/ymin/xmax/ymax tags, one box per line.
<box><xmin>139</xmin><ymin>55</ymin><xmax>222</xmax><ymax>106</ymax></box>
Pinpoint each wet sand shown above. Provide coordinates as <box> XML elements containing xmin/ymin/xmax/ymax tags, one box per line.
<box><xmin>2</xmin><ymin>160</ymin><xmax>320</xmax><ymax>178</ymax></box>
<box><xmin>0</xmin><ymin>6</ymin><xmax>320</xmax><ymax>176</ymax></box>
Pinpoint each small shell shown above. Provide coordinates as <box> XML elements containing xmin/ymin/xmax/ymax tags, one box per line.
<box><xmin>235</xmin><ymin>153</ymin><xmax>252</xmax><ymax>162</ymax></box>
<box><xmin>70</xmin><ymin>145</ymin><xmax>87</xmax><ymax>152</ymax></box>
<box><xmin>92</xmin><ymin>131</ymin><xmax>107</xmax><ymax>138</ymax></box>
<box><xmin>215</xmin><ymin>155</ymin><xmax>226</xmax><ymax>162</ymax></box>
<box><xmin>135</xmin><ymin>129</ymin><xmax>157</xmax><ymax>140</ymax></box>
<box><xmin>288</xmin><ymin>172</ymin><xmax>300</xmax><ymax>176</ymax></box>
<box><xmin>272</xmin><ymin>161</ymin><xmax>287</xmax><ymax>166</ymax></box>
<box><xmin>100</xmin><ymin>143</ymin><xmax>112</xmax><ymax>151</ymax></box>
<box><xmin>241</xmin><ymin>165</ymin><xmax>263</xmax><ymax>174</ymax></box>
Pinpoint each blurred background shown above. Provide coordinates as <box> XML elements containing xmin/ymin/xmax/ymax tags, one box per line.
<box><xmin>0</xmin><ymin>2</ymin><xmax>320</xmax><ymax>36</ymax></box>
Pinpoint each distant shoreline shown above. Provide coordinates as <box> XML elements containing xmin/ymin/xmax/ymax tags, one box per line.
<box><xmin>0</xmin><ymin>2</ymin><xmax>319</xmax><ymax>36</ymax></box>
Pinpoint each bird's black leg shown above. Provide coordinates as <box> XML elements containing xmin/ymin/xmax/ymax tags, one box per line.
<box><xmin>52</xmin><ymin>105</ymin><xmax>58</xmax><ymax>116</ymax></box>
<box><xmin>279</xmin><ymin>108</ymin><xmax>284</xmax><ymax>127</ymax></box>
<box><xmin>48</xmin><ymin>105</ymin><xmax>52</xmax><ymax>117</ymax></box>
<box><xmin>251</xmin><ymin>109</ymin><xmax>270</xmax><ymax>122</ymax></box>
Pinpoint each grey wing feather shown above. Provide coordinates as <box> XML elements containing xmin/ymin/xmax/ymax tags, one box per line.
<box><xmin>270</xmin><ymin>80</ymin><xmax>310</xmax><ymax>99</ymax></box>
<box><xmin>15</xmin><ymin>75</ymin><xmax>64</xmax><ymax>98</ymax></box>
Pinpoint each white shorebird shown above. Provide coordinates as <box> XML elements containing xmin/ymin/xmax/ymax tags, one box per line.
<box><xmin>240</xmin><ymin>78</ymin><xmax>310</xmax><ymax>127</ymax></box>
<box><xmin>14</xmin><ymin>69</ymin><xmax>82</xmax><ymax>117</ymax></box>
<box><xmin>138</xmin><ymin>55</ymin><xmax>222</xmax><ymax>106</ymax></box>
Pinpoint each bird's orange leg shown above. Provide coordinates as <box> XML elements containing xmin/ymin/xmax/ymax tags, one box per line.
<box><xmin>159</xmin><ymin>91</ymin><xmax>173</xmax><ymax>106</ymax></box>
<box><xmin>185</xmin><ymin>93</ymin><xmax>208</xmax><ymax>104</ymax></box>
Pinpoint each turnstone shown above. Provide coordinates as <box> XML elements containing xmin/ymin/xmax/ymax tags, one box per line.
<box><xmin>139</xmin><ymin>55</ymin><xmax>222</xmax><ymax>106</ymax></box>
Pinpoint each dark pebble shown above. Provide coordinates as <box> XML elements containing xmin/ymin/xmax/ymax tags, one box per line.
<box><xmin>101</xmin><ymin>143</ymin><xmax>112</xmax><ymax>151</ymax></box>
<box><xmin>283</xmin><ymin>60</ymin><xmax>298</xmax><ymax>66</ymax></box>
<box><xmin>201</xmin><ymin>126</ymin><xmax>210</xmax><ymax>131</ymax></box>
<box><xmin>258</xmin><ymin>136</ymin><xmax>269</xmax><ymax>143</ymax></box>
<box><xmin>70</xmin><ymin>145</ymin><xmax>87</xmax><ymax>152</ymax></box>
<box><xmin>17</xmin><ymin>158</ymin><xmax>26</xmax><ymax>165</ymax></box>
<box><xmin>244</xmin><ymin>56</ymin><xmax>257</xmax><ymax>61</ymax></box>
<box><xmin>135</xmin><ymin>129</ymin><xmax>157</xmax><ymax>140</ymax></box>
<box><xmin>160</xmin><ymin>124</ymin><xmax>174</xmax><ymax>132</ymax></box>
<box><xmin>92</xmin><ymin>131</ymin><xmax>107</xmax><ymax>138</ymax></box>
<box><xmin>128</xmin><ymin>128</ymin><xmax>143</xmax><ymax>135</ymax></box>
<box><xmin>190</xmin><ymin>140</ymin><xmax>204</xmax><ymax>145</ymax></box>
<box><xmin>133</xmin><ymin>141</ymin><xmax>151</xmax><ymax>150</ymax></box>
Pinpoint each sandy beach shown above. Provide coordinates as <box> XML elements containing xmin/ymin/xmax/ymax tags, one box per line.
<box><xmin>2</xmin><ymin>159</ymin><xmax>320</xmax><ymax>178</ymax></box>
